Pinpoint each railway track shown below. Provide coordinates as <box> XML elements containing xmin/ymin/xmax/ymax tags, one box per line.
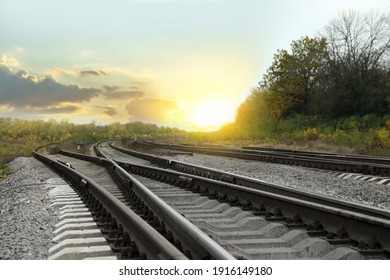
<box><xmin>32</xmin><ymin>141</ymin><xmax>390</xmax><ymax>259</ymax></box>
<box><xmin>92</xmin><ymin>140</ymin><xmax>390</xmax><ymax>259</ymax></box>
<box><xmin>139</xmin><ymin>140</ymin><xmax>390</xmax><ymax>177</ymax></box>
<box><xmin>106</xmin><ymin>141</ymin><xmax>389</xmax><ymax>212</ymax></box>
<box><xmin>33</xmin><ymin>146</ymin><xmax>233</xmax><ymax>260</ymax></box>
<box><xmin>242</xmin><ymin>146</ymin><xmax>390</xmax><ymax>165</ymax></box>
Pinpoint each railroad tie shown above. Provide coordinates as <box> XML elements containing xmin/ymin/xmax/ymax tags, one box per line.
<box><xmin>46</xmin><ymin>178</ymin><xmax>117</xmax><ymax>260</ymax></box>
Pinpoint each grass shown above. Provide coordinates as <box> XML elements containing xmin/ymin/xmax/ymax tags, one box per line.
<box><xmin>0</xmin><ymin>166</ymin><xmax>13</xmax><ymax>179</ymax></box>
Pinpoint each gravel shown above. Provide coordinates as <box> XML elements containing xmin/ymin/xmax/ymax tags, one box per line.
<box><xmin>0</xmin><ymin>157</ymin><xmax>61</xmax><ymax>260</ymax></box>
<box><xmin>157</xmin><ymin>152</ymin><xmax>390</xmax><ymax>211</ymax></box>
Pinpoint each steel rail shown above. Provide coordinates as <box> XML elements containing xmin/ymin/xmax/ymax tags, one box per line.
<box><xmin>111</xmin><ymin>159</ymin><xmax>236</xmax><ymax>260</ymax></box>
<box><xmin>173</xmin><ymin>142</ymin><xmax>390</xmax><ymax>165</ymax></box>
<box><xmin>242</xmin><ymin>146</ymin><xmax>390</xmax><ymax>165</ymax></box>
<box><xmin>33</xmin><ymin>147</ymin><xmax>188</xmax><ymax>260</ymax></box>
<box><xmin>104</xmin><ymin>141</ymin><xmax>390</xmax><ymax>255</ymax></box>
<box><xmin>60</xmin><ymin>145</ymin><xmax>236</xmax><ymax>260</ymax></box>
<box><xmin>109</xmin><ymin>141</ymin><xmax>390</xmax><ymax>220</ymax></box>
<box><xmin>140</xmin><ymin>140</ymin><xmax>390</xmax><ymax>176</ymax></box>
<box><xmin>116</xmin><ymin>158</ymin><xmax>390</xmax><ymax>253</ymax></box>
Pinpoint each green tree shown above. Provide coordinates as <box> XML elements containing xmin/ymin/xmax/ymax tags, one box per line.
<box><xmin>261</xmin><ymin>36</ymin><xmax>328</xmax><ymax>118</ymax></box>
<box><xmin>235</xmin><ymin>88</ymin><xmax>276</xmax><ymax>138</ymax></box>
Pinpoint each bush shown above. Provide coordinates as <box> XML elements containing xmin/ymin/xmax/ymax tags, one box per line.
<box><xmin>373</xmin><ymin>121</ymin><xmax>390</xmax><ymax>149</ymax></box>
<box><xmin>46</xmin><ymin>145</ymin><xmax>62</xmax><ymax>155</ymax></box>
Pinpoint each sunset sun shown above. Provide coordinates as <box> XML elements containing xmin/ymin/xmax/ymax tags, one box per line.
<box><xmin>188</xmin><ymin>99</ymin><xmax>235</xmax><ymax>130</ymax></box>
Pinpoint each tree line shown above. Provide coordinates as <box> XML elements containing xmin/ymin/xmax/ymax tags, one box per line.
<box><xmin>227</xmin><ymin>10</ymin><xmax>390</xmax><ymax>153</ymax></box>
<box><xmin>0</xmin><ymin>117</ymin><xmax>186</xmax><ymax>168</ymax></box>
<box><xmin>259</xmin><ymin>10</ymin><xmax>390</xmax><ymax>119</ymax></box>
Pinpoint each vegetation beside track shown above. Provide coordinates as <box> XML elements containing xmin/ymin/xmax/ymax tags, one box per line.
<box><xmin>0</xmin><ymin>117</ymin><xmax>187</xmax><ymax>175</ymax></box>
<box><xmin>189</xmin><ymin>115</ymin><xmax>390</xmax><ymax>156</ymax></box>
<box><xmin>189</xmin><ymin>11</ymin><xmax>390</xmax><ymax>157</ymax></box>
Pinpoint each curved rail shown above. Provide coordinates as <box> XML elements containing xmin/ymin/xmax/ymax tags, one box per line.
<box><xmin>109</xmin><ymin>141</ymin><xmax>390</xmax><ymax>220</ymax></box>
<box><xmin>242</xmin><ymin>146</ymin><xmax>390</xmax><ymax>165</ymax></box>
<box><xmin>104</xmin><ymin>140</ymin><xmax>390</xmax><ymax>255</ymax></box>
<box><xmin>33</xmin><ymin>146</ymin><xmax>188</xmax><ymax>260</ymax></box>
<box><xmin>141</xmin><ymin>140</ymin><xmax>390</xmax><ymax>176</ymax></box>
<box><xmin>93</xmin><ymin>141</ymin><xmax>236</xmax><ymax>260</ymax></box>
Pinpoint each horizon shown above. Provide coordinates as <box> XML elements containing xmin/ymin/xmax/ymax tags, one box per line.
<box><xmin>1</xmin><ymin>0</ymin><xmax>389</xmax><ymax>132</ymax></box>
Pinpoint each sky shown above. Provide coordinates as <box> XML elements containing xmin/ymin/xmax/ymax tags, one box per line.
<box><xmin>1</xmin><ymin>0</ymin><xmax>389</xmax><ymax>131</ymax></box>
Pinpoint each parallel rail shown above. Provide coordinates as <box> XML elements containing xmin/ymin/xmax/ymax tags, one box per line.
<box><xmin>140</xmin><ymin>141</ymin><xmax>390</xmax><ymax>177</ymax></box>
<box><xmin>109</xmin><ymin>141</ymin><xmax>389</xmax><ymax>220</ymax></box>
<box><xmin>91</xmin><ymin>143</ymin><xmax>235</xmax><ymax>260</ymax></box>
<box><xmin>104</xmin><ymin>140</ymin><xmax>390</xmax><ymax>256</ymax></box>
<box><xmin>33</xmin><ymin>146</ymin><xmax>188</xmax><ymax>260</ymax></box>
<box><xmin>55</xmin><ymin>147</ymin><xmax>235</xmax><ymax>260</ymax></box>
<box><xmin>242</xmin><ymin>146</ymin><xmax>390</xmax><ymax>165</ymax></box>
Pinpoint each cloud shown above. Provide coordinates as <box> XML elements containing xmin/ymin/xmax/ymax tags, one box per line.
<box><xmin>79</xmin><ymin>70</ymin><xmax>108</xmax><ymax>77</ymax></box>
<box><xmin>105</xmin><ymin>90</ymin><xmax>144</xmax><ymax>100</ymax></box>
<box><xmin>47</xmin><ymin>68</ymin><xmax>109</xmax><ymax>79</ymax></box>
<box><xmin>95</xmin><ymin>105</ymin><xmax>117</xmax><ymax>116</ymax></box>
<box><xmin>102</xmin><ymin>85</ymin><xmax>145</xmax><ymax>100</ymax></box>
<box><xmin>1</xmin><ymin>55</ymin><xmax>169</xmax><ymax>122</ymax></box>
<box><xmin>0</xmin><ymin>54</ymin><xmax>19</xmax><ymax>68</ymax></box>
<box><xmin>32</xmin><ymin>104</ymin><xmax>82</xmax><ymax>114</ymax></box>
<box><xmin>103</xmin><ymin>85</ymin><xmax>120</xmax><ymax>93</ymax></box>
<box><xmin>0</xmin><ymin>103</ymin><xmax>14</xmax><ymax>112</ymax></box>
<box><xmin>0</xmin><ymin>65</ymin><xmax>101</xmax><ymax>108</ymax></box>
<box><xmin>125</xmin><ymin>98</ymin><xmax>180</xmax><ymax>122</ymax></box>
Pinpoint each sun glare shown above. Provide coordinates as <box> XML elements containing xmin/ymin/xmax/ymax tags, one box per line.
<box><xmin>188</xmin><ymin>99</ymin><xmax>235</xmax><ymax>130</ymax></box>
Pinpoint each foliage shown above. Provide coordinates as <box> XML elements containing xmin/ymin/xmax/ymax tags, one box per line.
<box><xmin>261</xmin><ymin>36</ymin><xmax>328</xmax><ymax>118</ymax></box>
<box><xmin>207</xmin><ymin>114</ymin><xmax>390</xmax><ymax>155</ymax></box>
<box><xmin>0</xmin><ymin>166</ymin><xmax>13</xmax><ymax>178</ymax></box>
<box><xmin>219</xmin><ymin>10</ymin><xmax>390</xmax><ymax>155</ymax></box>
<box><xmin>46</xmin><ymin>145</ymin><xmax>62</xmax><ymax>155</ymax></box>
<box><xmin>319</xmin><ymin>10</ymin><xmax>390</xmax><ymax>117</ymax></box>
<box><xmin>235</xmin><ymin>88</ymin><xmax>275</xmax><ymax>138</ymax></box>
<box><xmin>257</xmin><ymin>10</ymin><xmax>390</xmax><ymax>120</ymax></box>
<box><xmin>0</xmin><ymin>117</ymin><xmax>187</xmax><ymax>166</ymax></box>
<box><xmin>373</xmin><ymin>121</ymin><xmax>390</xmax><ymax>150</ymax></box>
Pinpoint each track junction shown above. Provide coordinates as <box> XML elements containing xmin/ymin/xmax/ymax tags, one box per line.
<box><xmin>32</xmin><ymin>139</ymin><xmax>390</xmax><ymax>259</ymax></box>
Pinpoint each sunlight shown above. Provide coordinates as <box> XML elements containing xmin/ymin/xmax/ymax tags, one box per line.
<box><xmin>188</xmin><ymin>99</ymin><xmax>235</xmax><ymax>130</ymax></box>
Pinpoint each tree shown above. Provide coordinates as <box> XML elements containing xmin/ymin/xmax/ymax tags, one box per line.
<box><xmin>261</xmin><ymin>36</ymin><xmax>328</xmax><ymax>117</ymax></box>
<box><xmin>322</xmin><ymin>10</ymin><xmax>390</xmax><ymax>116</ymax></box>
<box><xmin>236</xmin><ymin>89</ymin><xmax>267</xmax><ymax>126</ymax></box>
<box><xmin>324</xmin><ymin>10</ymin><xmax>390</xmax><ymax>75</ymax></box>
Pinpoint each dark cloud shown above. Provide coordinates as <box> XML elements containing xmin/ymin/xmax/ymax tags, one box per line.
<box><xmin>79</xmin><ymin>70</ymin><xmax>108</xmax><ymax>77</ymax></box>
<box><xmin>0</xmin><ymin>66</ymin><xmax>101</xmax><ymax>108</ymax></box>
<box><xmin>102</xmin><ymin>85</ymin><xmax>145</xmax><ymax>100</ymax></box>
<box><xmin>105</xmin><ymin>90</ymin><xmax>144</xmax><ymax>100</ymax></box>
<box><xmin>34</xmin><ymin>105</ymin><xmax>81</xmax><ymax>114</ymax></box>
<box><xmin>103</xmin><ymin>85</ymin><xmax>120</xmax><ymax>93</ymax></box>
<box><xmin>125</xmin><ymin>98</ymin><xmax>179</xmax><ymax>122</ymax></box>
<box><xmin>95</xmin><ymin>106</ymin><xmax>117</xmax><ymax>116</ymax></box>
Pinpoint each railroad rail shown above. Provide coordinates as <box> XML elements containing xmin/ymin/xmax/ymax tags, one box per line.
<box><xmin>33</xmin><ymin>145</ymin><xmax>234</xmax><ymax>260</ymax></box>
<box><xmin>108</xmin><ymin>141</ymin><xmax>389</xmax><ymax>218</ymax></box>
<box><xmin>242</xmin><ymin>146</ymin><xmax>390</xmax><ymax>165</ymax></box>
<box><xmin>139</xmin><ymin>140</ymin><xmax>390</xmax><ymax>177</ymax></box>
<box><xmin>95</xmin><ymin>140</ymin><xmax>390</xmax><ymax>259</ymax></box>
